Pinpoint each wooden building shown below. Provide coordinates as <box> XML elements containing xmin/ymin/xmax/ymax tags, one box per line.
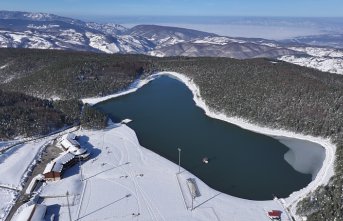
<box><xmin>42</xmin><ymin>152</ymin><xmax>75</xmax><ymax>181</ymax></box>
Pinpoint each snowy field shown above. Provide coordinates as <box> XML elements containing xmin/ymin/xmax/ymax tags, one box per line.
<box><xmin>0</xmin><ymin>138</ymin><xmax>50</xmax><ymax>190</ymax></box>
<box><xmin>37</xmin><ymin>124</ymin><xmax>289</xmax><ymax>221</ymax></box>
<box><xmin>0</xmin><ymin>188</ymin><xmax>17</xmax><ymax>221</ymax></box>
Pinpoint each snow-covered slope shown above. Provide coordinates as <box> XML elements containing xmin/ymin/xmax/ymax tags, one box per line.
<box><xmin>0</xmin><ymin>11</ymin><xmax>153</xmax><ymax>54</ymax></box>
<box><xmin>279</xmin><ymin>46</ymin><xmax>343</xmax><ymax>74</ymax></box>
<box><xmin>0</xmin><ymin>188</ymin><xmax>16</xmax><ymax>221</ymax></box>
<box><xmin>279</xmin><ymin>55</ymin><xmax>343</xmax><ymax>74</ymax></box>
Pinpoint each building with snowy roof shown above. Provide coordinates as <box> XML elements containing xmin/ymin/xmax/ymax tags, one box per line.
<box><xmin>60</xmin><ymin>133</ymin><xmax>89</xmax><ymax>159</ymax></box>
<box><xmin>43</xmin><ymin>152</ymin><xmax>76</xmax><ymax>181</ymax></box>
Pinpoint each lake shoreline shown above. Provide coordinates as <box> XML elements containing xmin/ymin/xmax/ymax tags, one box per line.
<box><xmin>82</xmin><ymin>71</ymin><xmax>336</xmax><ymax>219</ymax></box>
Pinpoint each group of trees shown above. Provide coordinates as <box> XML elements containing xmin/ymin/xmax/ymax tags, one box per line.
<box><xmin>0</xmin><ymin>89</ymin><xmax>64</xmax><ymax>139</ymax></box>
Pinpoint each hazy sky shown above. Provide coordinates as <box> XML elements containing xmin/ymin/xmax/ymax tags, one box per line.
<box><xmin>1</xmin><ymin>0</ymin><xmax>343</xmax><ymax>17</ymax></box>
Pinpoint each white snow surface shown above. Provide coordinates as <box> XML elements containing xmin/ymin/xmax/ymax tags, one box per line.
<box><xmin>279</xmin><ymin>55</ymin><xmax>343</xmax><ymax>75</ymax></box>
<box><xmin>0</xmin><ymin>188</ymin><xmax>17</xmax><ymax>221</ymax></box>
<box><xmin>86</xmin><ymin>32</ymin><xmax>119</xmax><ymax>53</ymax></box>
<box><xmin>81</xmin><ymin>72</ymin><xmax>336</xmax><ymax>221</ymax></box>
<box><xmin>193</xmin><ymin>36</ymin><xmax>247</xmax><ymax>45</ymax></box>
<box><xmin>278</xmin><ymin>46</ymin><xmax>343</xmax><ymax>74</ymax></box>
<box><xmin>59</xmin><ymin>29</ymin><xmax>85</xmax><ymax>45</ymax></box>
<box><xmin>0</xmin><ymin>138</ymin><xmax>50</xmax><ymax>190</ymax></box>
<box><xmin>40</xmin><ymin>124</ymin><xmax>288</xmax><ymax>221</ymax></box>
<box><xmin>289</xmin><ymin>47</ymin><xmax>343</xmax><ymax>58</ymax></box>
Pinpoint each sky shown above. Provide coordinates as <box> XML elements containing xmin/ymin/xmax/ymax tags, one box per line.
<box><xmin>1</xmin><ymin>0</ymin><xmax>343</xmax><ymax>18</ymax></box>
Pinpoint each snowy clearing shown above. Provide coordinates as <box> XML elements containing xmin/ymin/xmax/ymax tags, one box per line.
<box><xmin>0</xmin><ymin>188</ymin><xmax>17</xmax><ymax>221</ymax></box>
<box><xmin>279</xmin><ymin>55</ymin><xmax>343</xmax><ymax>75</ymax></box>
<box><xmin>0</xmin><ymin>138</ymin><xmax>50</xmax><ymax>190</ymax></box>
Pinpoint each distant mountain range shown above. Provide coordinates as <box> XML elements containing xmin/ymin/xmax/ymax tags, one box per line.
<box><xmin>0</xmin><ymin>11</ymin><xmax>342</xmax><ymax>74</ymax></box>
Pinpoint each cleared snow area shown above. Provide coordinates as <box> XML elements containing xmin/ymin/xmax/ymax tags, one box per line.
<box><xmin>278</xmin><ymin>46</ymin><xmax>343</xmax><ymax>74</ymax></box>
<box><xmin>59</xmin><ymin>29</ymin><xmax>85</xmax><ymax>45</ymax></box>
<box><xmin>0</xmin><ymin>138</ymin><xmax>51</xmax><ymax>190</ymax></box>
<box><xmin>117</xmin><ymin>35</ymin><xmax>148</xmax><ymax>53</ymax></box>
<box><xmin>0</xmin><ymin>188</ymin><xmax>17</xmax><ymax>221</ymax></box>
<box><xmin>27</xmin><ymin>24</ymin><xmax>60</xmax><ymax>29</ymax></box>
<box><xmin>0</xmin><ymin>31</ymin><xmax>54</xmax><ymax>49</ymax></box>
<box><xmin>279</xmin><ymin>55</ymin><xmax>343</xmax><ymax>75</ymax></box>
<box><xmin>82</xmin><ymin>71</ymin><xmax>336</xmax><ymax>221</ymax></box>
<box><xmin>289</xmin><ymin>47</ymin><xmax>343</xmax><ymax>58</ymax></box>
<box><xmin>147</xmin><ymin>50</ymin><xmax>165</xmax><ymax>57</ymax></box>
<box><xmin>39</xmin><ymin>124</ymin><xmax>288</xmax><ymax>221</ymax></box>
<box><xmin>86</xmin><ymin>32</ymin><xmax>119</xmax><ymax>53</ymax></box>
<box><xmin>23</xmin><ymin>12</ymin><xmax>51</xmax><ymax>20</ymax></box>
<box><xmin>193</xmin><ymin>36</ymin><xmax>246</xmax><ymax>45</ymax></box>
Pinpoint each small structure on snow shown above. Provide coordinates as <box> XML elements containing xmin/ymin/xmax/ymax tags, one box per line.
<box><xmin>187</xmin><ymin>178</ymin><xmax>201</xmax><ymax>198</ymax></box>
<box><xmin>25</xmin><ymin>174</ymin><xmax>44</xmax><ymax>195</ymax></box>
<box><xmin>267</xmin><ymin>210</ymin><xmax>282</xmax><ymax>220</ymax></box>
<box><xmin>121</xmin><ymin>119</ymin><xmax>132</xmax><ymax>124</ymax></box>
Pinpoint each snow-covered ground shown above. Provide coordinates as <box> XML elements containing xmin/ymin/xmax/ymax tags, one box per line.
<box><xmin>36</xmin><ymin>124</ymin><xmax>288</xmax><ymax>221</ymax></box>
<box><xmin>59</xmin><ymin>29</ymin><xmax>85</xmax><ymax>45</ymax></box>
<box><xmin>279</xmin><ymin>55</ymin><xmax>343</xmax><ymax>75</ymax></box>
<box><xmin>193</xmin><ymin>36</ymin><xmax>247</xmax><ymax>45</ymax></box>
<box><xmin>81</xmin><ymin>71</ymin><xmax>335</xmax><ymax>220</ymax></box>
<box><xmin>0</xmin><ymin>138</ymin><xmax>50</xmax><ymax>190</ymax></box>
<box><xmin>278</xmin><ymin>46</ymin><xmax>343</xmax><ymax>75</ymax></box>
<box><xmin>288</xmin><ymin>47</ymin><xmax>343</xmax><ymax>58</ymax></box>
<box><xmin>86</xmin><ymin>32</ymin><xmax>119</xmax><ymax>53</ymax></box>
<box><xmin>0</xmin><ymin>188</ymin><xmax>17</xmax><ymax>221</ymax></box>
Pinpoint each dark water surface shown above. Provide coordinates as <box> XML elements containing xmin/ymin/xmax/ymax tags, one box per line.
<box><xmin>95</xmin><ymin>76</ymin><xmax>314</xmax><ymax>200</ymax></box>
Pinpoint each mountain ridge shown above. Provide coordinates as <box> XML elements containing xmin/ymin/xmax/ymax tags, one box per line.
<box><xmin>0</xmin><ymin>10</ymin><xmax>342</xmax><ymax>74</ymax></box>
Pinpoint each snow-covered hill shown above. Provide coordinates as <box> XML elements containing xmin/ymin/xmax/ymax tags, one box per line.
<box><xmin>0</xmin><ymin>11</ymin><xmax>342</xmax><ymax>74</ymax></box>
<box><xmin>278</xmin><ymin>46</ymin><xmax>343</xmax><ymax>74</ymax></box>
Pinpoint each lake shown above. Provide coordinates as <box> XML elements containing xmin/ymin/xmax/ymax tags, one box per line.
<box><xmin>95</xmin><ymin>75</ymin><xmax>324</xmax><ymax>200</ymax></box>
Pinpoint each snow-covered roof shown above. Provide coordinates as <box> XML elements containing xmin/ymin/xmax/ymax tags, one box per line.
<box><xmin>53</xmin><ymin>152</ymin><xmax>75</xmax><ymax>172</ymax></box>
<box><xmin>68</xmin><ymin>145</ymin><xmax>87</xmax><ymax>155</ymax></box>
<box><xmin>43</xmin><ymin>161</ymin><xmax>55</xmax><ymax>174</ymax></box>
<box><xmin>25</xmin><ymin>174</ymin><xmax>44</xmax><ymax>195</ymax></box>
<box><xmin>61</xmin><ymin>133</ymin><xmax>80</xmax><ymax>148</ymax></box>
<box><xmin>43</xmin><ymin>152</ymin><xmax>75</xmax><ymax>174</ymax></box>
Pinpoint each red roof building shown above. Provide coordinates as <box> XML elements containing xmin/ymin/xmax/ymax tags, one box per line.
<box><xmin>268</xmin><ymin>210</ymin><xmax>282</xmax><ymax>220</ymax></box>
